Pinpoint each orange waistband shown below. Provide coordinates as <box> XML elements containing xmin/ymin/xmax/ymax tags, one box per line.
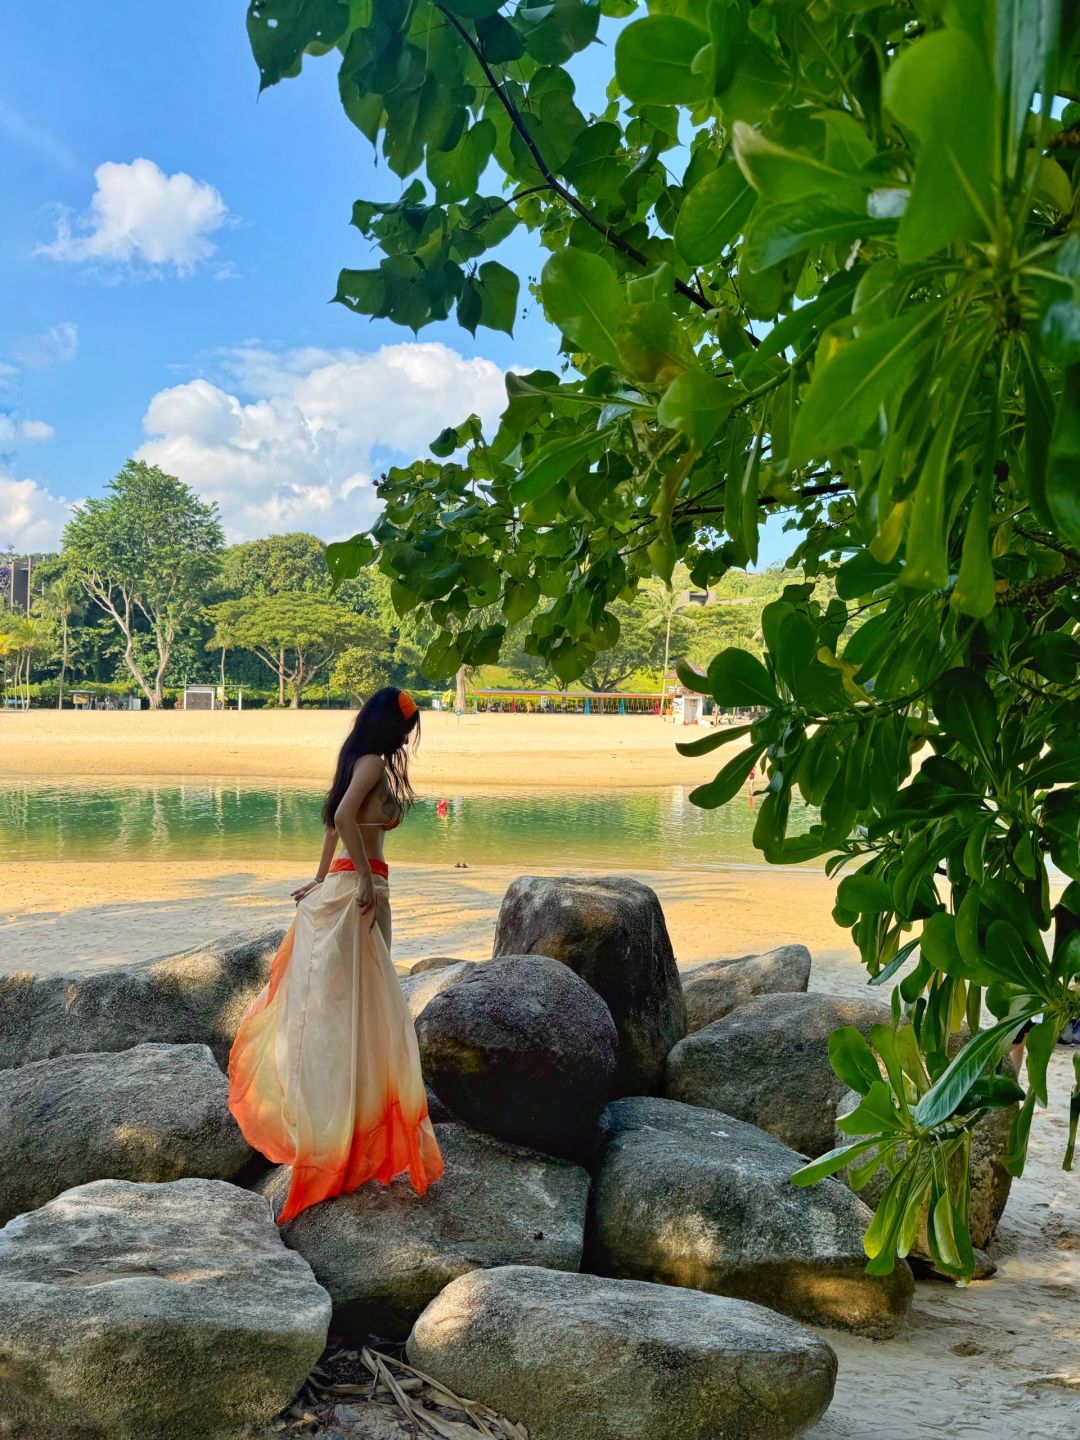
<box><xmin>329</xmin><ymin>857</ymin><xmax>389</xmax><ymax>880</ymax></box>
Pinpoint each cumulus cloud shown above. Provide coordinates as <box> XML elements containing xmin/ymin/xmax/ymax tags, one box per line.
<box><xmin>10</xmin><ymin>322</ymin><xmax>78</xmax><ymax>370</ymax></box>
<box><xmin>0</xmin><ymin>415</ymin><xmax>54</xmax><ymax>448</ymax></box>
<box><xmin>38</xmin><ymin>159</ymin><xmax>229</xmax><ymax>276</ymax></box>
<box><xmin>136</xmin><ymin>341</ymin><xmax>509</xmax><ymax>541</ymax></box>
<box><xmin>0</xmin><ymin>475</ymin><xmax>74</xmax><ymax>551</ymax></box>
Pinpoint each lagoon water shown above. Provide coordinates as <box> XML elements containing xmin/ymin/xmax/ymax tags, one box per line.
<box><xmin>0</xmin><ymin>780</ymin><xmax>817</xmax><ymax>870</ymax></box>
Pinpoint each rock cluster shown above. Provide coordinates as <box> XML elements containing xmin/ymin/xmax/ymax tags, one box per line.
<box><xmin>1</xmin><ymin>880</ymin><xmax>991</xmax><ymax>1439</ymax></box>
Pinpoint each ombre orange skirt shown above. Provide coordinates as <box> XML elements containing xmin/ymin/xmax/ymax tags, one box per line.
<box><xmin>227</xmin><ymin>858</ymin><xmax>444</xmax><ymax>1222</ymax></box>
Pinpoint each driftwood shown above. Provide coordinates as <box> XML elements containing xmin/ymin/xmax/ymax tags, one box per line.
<box><xmin>261</xmin><ymin>1343</ymin><xmax>528</xmax><ymax>1440</ymax></box>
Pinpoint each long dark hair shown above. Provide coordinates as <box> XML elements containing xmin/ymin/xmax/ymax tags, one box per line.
<box><xmin>321</xmin><ymin>687</ymin><xmax>420</xmax><ymax>827</ymax></box>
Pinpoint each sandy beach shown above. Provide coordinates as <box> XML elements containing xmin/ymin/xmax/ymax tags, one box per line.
<box><xmin>0</xmin><ymin>707</ymin><xmax>729</xmax><ymax>788</ymax></box>
<box><xmin>2</xmin><ymin>708</ymin><xmax>1078</xmax><ymax>1436</ymax></box>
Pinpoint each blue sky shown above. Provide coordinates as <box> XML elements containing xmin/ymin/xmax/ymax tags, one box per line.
<box><xmin>0</xmin><ymin>2</ymin><xmax>789</xmax><ymax>564</ymax></box>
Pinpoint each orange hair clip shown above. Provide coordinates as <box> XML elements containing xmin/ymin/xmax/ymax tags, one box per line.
<box><xmin>398</xmin><ymin>691</ymin><xmax>418</xmax><ymax>719</ymax></box>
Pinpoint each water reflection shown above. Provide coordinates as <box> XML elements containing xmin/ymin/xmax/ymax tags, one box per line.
<box><xmin>0</xmin><ymin>781</ymin><xmax>817</xmax><ymax>870</ymax></box>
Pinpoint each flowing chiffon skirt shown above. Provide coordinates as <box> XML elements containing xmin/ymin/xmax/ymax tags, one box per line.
<box><xmin>227</xmin><ymin>862</ymin><xmax>444</xmax><ymax>1222</ymax></box>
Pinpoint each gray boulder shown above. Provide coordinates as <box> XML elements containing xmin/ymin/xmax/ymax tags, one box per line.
<box><xmin>399</xmin><ymin>960</ymin><xmax>477</xmax><ymax>1022</ymax></box>
<box><xmin>682</xmin><ymin>945</ymin><xmax>811</xmax><ymax>1031</ymax></box>
<box><xmin>589</xmin><ymin>1097</ymin><xmax>912</xmax><ymax>1339</ymax></box>
<box><xmin>667</xmin><ymin>992</ymin><xmax>890</xmax><ymax>1157</ymax></box>
<box><xmin>0</xmin><ymin>925</ymin><xmax>283</xmax><ymax>1072</ymax></box>
<box><xmin>259</xmin><ymin>1123</ymin><xmax>589</xmax><ymax>1338</ymax></box>
<box><xmin>0</xmin><ymin>1178</ymin><xmax>330</xmax><ymax>1440</ymax></box>
<box><xmin>416</xmin><ymin>954</ymin><xmax>618</xmax><ymax>1155</ymax></box>
<box><xmin>492</xmin><ymin>875</ymin><xmax>685</xmax><ymax>1094</ymax></box>
<box><xmin>0</xmin><ymin>1043</ymin><xmax>254</xmax><ymax>1225</ymax></box>
<box><xmin>409</xmin><ymin>955</ymin><xmax>468</xmax><ymax>975</ymax></box>
<box><xmin>408</xmin><ymin>1265</ymin><xmax>837</xmax><ymax>1440</ymax></box>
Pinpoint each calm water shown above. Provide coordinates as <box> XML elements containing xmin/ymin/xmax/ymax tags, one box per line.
<box><xmin>0</xmin><ymin>781</ymin><xmax>816</xmax><ymax>870</ymax></box>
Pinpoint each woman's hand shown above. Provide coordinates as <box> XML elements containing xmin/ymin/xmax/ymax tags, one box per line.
<box><xmin>291</xmin><ymin>878</ymin><xmax>322</xmax><ymax>904</ymax></box>
<box><xmin>354</xmin><ymin>870</ymin><xmax>377</xmax><ymax>928</ymax></box>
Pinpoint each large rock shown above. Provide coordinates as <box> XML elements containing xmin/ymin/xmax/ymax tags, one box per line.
<box><xmin>259</xmin><ymin>1123</ymin><xmax>589</xmax><ymax>1339</ymax></box>
<box><xmin>492</xmin><ymin>876</ymin><xmax>685</xmax><ymax>1094</ymax></box>
<box><xmin>0</xmin><ymin>1178</ymin><xmax>330</xmax><ymax>1440</ymax></box>
<box><xmin>416</xmin><ymin>953</ymin><xmax>618</xmax><ymax>1155</ymax></box>
<box><xmin>408</xmin><ymin>1265</ymin><xmax>837</xmax><ymax>1440</ymax></box>
<box><xmin>667</xmin><ymin>992</ymin><xmax>890</xmax><ymax>1157</ymax></box>
<box><xmin>682</xmin><ymin>945</ymin><xmax>811</xmax><ymax>1032</ymax></box>
<box><xmin>399</xmin><ymin>960</ymin><xmax>477</xmax><ymax>1022</ymax></box>
<box><xmin>408</xmin><ymin>955</ymin><xmax>468</xmax><ymax>976</ymax></box>
<box><xmin>0</xmin><ymin>1043</ymin><xmax>254</xmax><ymax>1225</ymax></box>
<box><xmin>589</xmin><ymin>1097</ymin><xmax>912</xmax><ymax>1339</ymax></box>
<box><xmin>0</xmin><ymin>925</ymin><xmax>283</xmax><ymax>1072</ymax></box>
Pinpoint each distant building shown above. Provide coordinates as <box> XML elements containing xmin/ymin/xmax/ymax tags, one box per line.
<box><xmin>1</xmin><ymin>556</ymin><xmax>36</xmax><ymax>614</ymax></box>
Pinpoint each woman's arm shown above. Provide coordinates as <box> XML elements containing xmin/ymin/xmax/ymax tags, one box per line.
<box><xmin>335</xmin><ymin>754</ymin><xmax>384</xmax><ymax>924</ymax></box>
<box><xmin>290</xmin><ymin>826</ymin><xmax>339</xmax><ymax>903</ymax></box>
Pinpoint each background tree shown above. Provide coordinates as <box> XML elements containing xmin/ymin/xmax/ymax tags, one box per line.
<box><xmin>35</xmin><ymin>572</ymin><xmax>83</xmax><ymax>709</ymax></box>
<box><xmin>63</xmin><ymin>461</ymin><xmax>223</xmax><ymax>708</ymax></box>
<box><xmin>330</xmin><ymin>619</ymin><xmax>398</xmax><ymax>703</ymax></box>
<box><xmin>642</xmin><ymin>568</ymin><xmax>694</xmax><ymax>690</ymax></box>
<box><xmin>205</xmin><ymin>593</ymin><xmax>374</xmax><ymax>707</ymax></box>
<box><xmin>220</xmin><ymin>532</ymin><xmax>329</xmax><ymax>597</ymax></box>
<box><xmin>250</xmin><ymin>0</ymin><xmax>1080</xmax><ymax>1278</ymax></box>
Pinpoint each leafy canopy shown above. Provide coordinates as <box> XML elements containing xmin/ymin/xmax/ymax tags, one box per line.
<box><xmin>248</xmin><ymin>0</ymin><xmax>1080</xmax><ymax>1279</ymax></box>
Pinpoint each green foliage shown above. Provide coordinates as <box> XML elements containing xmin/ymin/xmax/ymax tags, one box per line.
<box><xmin>63</xmin><ymin>461</ymin><xmax>223</xmax><ymax>708</ymax></box>
<box><xmin>205</xmin><ymin>592</ymin><xmax>376</xmax><ymax>706</ymax></box>
<box><xmin>251</xmin><ymin>0</ymin><xmax>1080</xmax><ymax>1278</ymax></box>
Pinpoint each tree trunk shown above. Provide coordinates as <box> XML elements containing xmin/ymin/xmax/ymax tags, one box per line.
<box><xmin>662</xmin><ymin>612</ymin><xmax>673</xmax><ymax>696</ymax></box>
<box><xmin>455</xmin><ymin>664</ymin><xmax>468</xmax><ymax>712</ymax></box>
<box><xmin>220</xmin><ymin>646</ymin><xmax>226</xmax><ymax>692</ymax></box>
<box><xmin>278</xmin><ymin>648</ymin><xmax>285</xmax><ymax>706</ymax></box>
<box><xmin>123</xmin><ymin>635</ymin><xmax>156</xmax><ymax>708</ymax></box>
<box><xmin>58</xmin><ymin>619</ymin><xmax>68</xmax><ymax>710</ymax></box>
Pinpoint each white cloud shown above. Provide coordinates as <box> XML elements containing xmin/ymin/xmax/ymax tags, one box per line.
<box><xmin>11</xmin><ymin>323</ymin><xmax>78</xmax><ymax>370</ymax></box>
<box><xmin>0</xmin><ymin>475</ymin><xmax>74</xmax><ymax>551</ymax></box>
<box><xmin>38</xmin><ymin>159</ymin><xmax>229</xmax><ymax>276</ymax></box>
<box><xmin>136</xmin><ymin>341</ymin><xmax>508</xmax><ymax>541</ymax></box>
<box><xmin>0</xmin><ymin>416</ymin><xmax>54</xmax><ymax>447</ymax></box>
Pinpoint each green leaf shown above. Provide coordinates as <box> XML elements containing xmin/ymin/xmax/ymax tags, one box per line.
<box><xmin>676</xmin><ymin>722</ymin><xmax>754</xmax><ymax>757</ymax></box>
<box><xmin>835</xmin><ymin>550</ymin><xmax>903</xmax><ymax>600</ymax></box>
<box><xmin>615</xmin><ymin>16</ymin><xmax>709</xmax><ymax>106</ymax></box>
<box><xmin>689</xmin><ymin>742</ymin><xmax>766</xmax><ymax>809</ymax></box>
<box><xmin>502</xmin><ymin>577</ymin><xmax>540</xmax><ymax>626</ymax></box>
<box><xmin>1065</xmin><ymin>1054</ymin><xmax>1080</xmax><ymax>1172</ymax></box>
<box><xmin>616</xmin><ymin>302</ymin><xmax>697</xmax><ymax>385</ymax></box>
<box><xmin>790</xmin><ymin>306</ymin><xmax>943</xmax><ymax>463</ymax></box>
<box><xmin>837</xmin><ymin>1079</ymin><xmax>902</xmax><ymax>1135</ymax></box>
<box><xmin>932</xmin><ymin>669</ymin><xmax>997</xmax><ymax>767</ymax></box>
<box><xmin>790</xmin><ymin>1137</ymin><xmax>884</xmax><ymax>1187</ymax></box>
<box><xmin>732</xmin><ymin>122</ymin><xmax>868</xmax><ymax>210</ymax></box>
<box><xmin>706</xmin><ymin>647</ymin><xmax>780</xmax><ymax>707</ymax></box>
<box><xmin>476</xmin><ymin>260</ymin><xmax>519</xmax><ymax>335</ymax></box>
<box><xmin>512</xmin><ymin>427</ymin><xmax>608</xmax><ymax>506</ymax></box>
<box><xmin>657</xmin><ymin>374</ymin><xmax>738</xmax><ymax>451</ymax></box>
<box><xmin>829</xmin><ymin>1025</ymin><xmax>884</xmax><ymax>1096</ymax></box>
<box><xmin>996</xmin><ymin>0</ymin><xmax>1059</xmax><ymax>181</ymax></box>
<box><xmin>325</xmin><ymin>532</ymin><xmax>375</xmax><ymax>587</ymax></box>
<box><xmin>1046</xmin><ymin>367</ymin><xmax>1080</xmax><ymax>551</ymax></box>
<box><xmin>915</xmin><ymin>1010</ymin><xmax>1038</xmax><ymax>1128</ymax></box>
<box><xmin>881</xmin><ymin>27</ymin><xmax>995</xmax><ymax>262</ymax></box>
<box><xmin>835</xmin><ymin>873</ymin><xmax>892</xmax><ymax>915</ymax></box>
<box><xmin>674</xmin><ymin>164</ymin><xmax>755</xmax><ymax>266</ymax></box>
<box><xmin>541</xmin><ymin>250</ymin><xmax>627</xmax><ymax>369</ymax></box>
<box><xmin>247</xmin><ymin>0</ymin><xmax>350</xmax><ymax>91</ymax></box>
<box><xmin>743</xmin><ymin>199</ymin><xmax>894</xmax><ymax>273</ymax></box>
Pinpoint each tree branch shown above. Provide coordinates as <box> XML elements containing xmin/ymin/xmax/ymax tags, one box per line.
<box><xmin>434</xmin><ymin>3</ymin><xmax>721</xmax><ymax>321</ymax></box>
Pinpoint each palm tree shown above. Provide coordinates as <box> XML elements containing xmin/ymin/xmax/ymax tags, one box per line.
<box><xmin>36</xmin><ymin>574</ymin><xmax>83</xmax><ymax>709</ymax></box>
<box><xmin>642</xmin><ymin>567</ymin><xmax>693</xmax><ymax>697</ymax></box>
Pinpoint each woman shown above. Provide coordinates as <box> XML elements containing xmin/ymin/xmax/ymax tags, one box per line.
<box><xmin>228</xmin><ymin>688</ymin><xmax>444</xmax><ymax>1222</ymax></box>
